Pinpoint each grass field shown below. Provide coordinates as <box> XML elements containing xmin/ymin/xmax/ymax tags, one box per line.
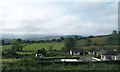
<box><xmin>90</xmin><ymin>36</ymin><xmax>108</xmax><ymax>44</ymax></box>
<box><xmin>1</xmin><ymin>35</ymin><xmax>117</xmax><ymax>52</ymax></box>
<box><xmin>77</xmin><ymin>36</ymin><xmax>109</xmax><ymax>46</ymax></box>
<box><xmin>0</xmin><ymin>58</ymin><xmax>21</xmax><ymax>63</ymax></box>
<box><xmin>0</xmin><ymin>45</ymin><xmax>11</xmax><ymax>51</ymax></box>
<box><xmin>23</xmin><ymin>42</ymin><xmax>64</xmax><ymax>52</ymax></box>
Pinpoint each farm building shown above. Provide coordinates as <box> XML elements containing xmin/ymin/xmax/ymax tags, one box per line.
<box><xmin>101</xmin><ymin>51</ymin><xmax>120</xmax><ymax>61</ymax></box>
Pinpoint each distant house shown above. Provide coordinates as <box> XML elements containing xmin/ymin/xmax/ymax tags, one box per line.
<box><xmin>88</xmin><ymin>48</ymin><xmax>106</xmax><ymax>56</ymax></box>
<box><xmin>101</xmin><ymin>51</ymin><xmax>120</xmax><ymax>61</ymax></box>
<box><xmin>96</xmin><ymin>49</ymin><xmax>107</xmax><ymax>56</ymax></box>
<box><xmin>70</xmin><ymin>48</ymin><xmax>84</xmax><ymax>55</ymax></box>
<box><xmin>35</xmin><ymin>54</ymin><xmax>43</xmax><ymax>58</ymax></box>
<box><xmin>88</xmin><ymin>48</ymin><xmax>96</xmax><ymax>55</ymax></box>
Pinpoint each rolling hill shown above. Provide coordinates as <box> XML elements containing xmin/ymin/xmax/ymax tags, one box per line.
<box><xmin>2</xmin><ymin>34</ymin><xmax>118</xmax><ymax>52</ymax></box>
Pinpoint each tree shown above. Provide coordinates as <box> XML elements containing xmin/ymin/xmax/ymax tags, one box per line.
<box><xmin>88</xmin><ymin>35</ymin><xmax>94</xmax><ymax>38</ymax></box>
<box><xmin>64</xmin><ymin>37</ymin><xmax>76</xmax><ymax>51</ymax></box>
<box><xmin>107</xmin><ymin>30</ymin><xmax>118</xmax><ymax>45</ymax></box>
<box><xmin>2</xmin><ymin>40</ymin><xmax>5</xmax><ymax>45</ymax></box>
<box><xmin>86</xmin><ymin>38</ymin><xmax>92</xmax><ymax>46</ymax></box>
<box><xmin>48</xmin><ymin>45</ymin><xmax>54</xmax><ymax>52</ymax></box>
<box><xmin>37</xmin><ymin>48</ymin><xmax>46</xmax><ymax>55</ymax></box>
<box><xmin>74</xmin><ymin>35</ymin><xmax>79</xmax><ymax>40</ymax></box>
<box><xmin>16</xmin><ymin>38</ymin><xmax>22</xmax><ymax>43</ymax></box>
<box><xmin>57</xmin><ymin>39</ymin><xmax>61</xmax><ymax>42</ymax></box>
<box><xmin>112</xmin><ymin>30</ymin><xmax>117</xmax><ymax>35</ymax></box>
<box><xmin>60</xmin><ymin>37</ymin><xmax>64</xmax><ymax>40</ymax></box>
<box><xmin>11</xmin><ymin>38</ymin><xmax>23</xmax><ymax>52</ymax></box>
<box><xmin>11</xmin><ymin>42</ymin><xmax>17</xmax><ymax>51</ymax></box>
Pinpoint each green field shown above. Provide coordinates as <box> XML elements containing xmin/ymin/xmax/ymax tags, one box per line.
<box><xmin>0</xmin><ymin>45</ymin><xmax>11</xmax><ymax>51</ymax></box>
<box><xmin>90</xmin><ymin>36</ymin><xmax>109</xmax><ymax>44</ymax></box>
<box><xmin>0</xmin><ymin>58</ymin><xmax>20</xmax><ymax>63</ymax></box>
<box><xmin>23</xmin><ymin>42</ymin><xmax>64</xmax><ymax>52</ymax></box>
<box><xmin>77</xmin><ymin>36</ymin><xmax>109</xmax><ymax>46</ymax></box>
<box><xmin>1</xmin><ymin>35</ymin><xmax>118</xmax><ymax>52</ymax></box>
<box><xmin>1</xmin><ymin>42</ymin><xmax>64</xmax><ymax>52</ymax></box>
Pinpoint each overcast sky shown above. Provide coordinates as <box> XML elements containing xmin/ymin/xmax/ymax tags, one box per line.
<box><xmin>0</xmin><ymin>0</ymin><xmax>118</xmax><ymax>36</ymax></box>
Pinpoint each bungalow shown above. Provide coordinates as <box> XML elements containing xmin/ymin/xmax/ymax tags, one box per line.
<box><xmin>88</xmin><ymin>48</ymin><xmax>106</xmax><ymax>56</ymax></box>
<box><xmin>70</xmin><ymin>48</ymin><xmax>84</xmax><ymax>55</ymax></box>
<box><xmin>101</xmin><ymin>51</ymin><xmax>120</xmax><ymax>61</ymax></box>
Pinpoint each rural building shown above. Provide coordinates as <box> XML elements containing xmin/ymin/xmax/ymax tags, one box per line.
<box><xmin>35</xmin><ymin>54</ymin><xmax>43</xmax><ymax>58</ymax></box>
<box><xmin>101</xmin><ymin>51</ymin><xmax>120</xmax><ymax>61</ymax></box>
<box><xmin>88</xmin><ymin>48</ymin><xmax>96</xmax><ymax>55</ymax></box>
<box><xmin>70</xmin><ymin>48</ymin><xmax>84</xmax><ymax>55</ymax></box>
<box><xmin>88</xmin><ymin>48</ymin><xmax>106</xmax><ymax>56</ymax></box>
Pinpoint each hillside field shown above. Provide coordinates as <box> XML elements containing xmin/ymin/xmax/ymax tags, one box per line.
<box><xmin>1</xmin><ymin>35</ymin><xmax>118</xmax><ymax>52</ymax></box>
<box><xmin>23</xmin><ymin>42</ymin><xmax>64</xmax><ymax>51</ymax></box>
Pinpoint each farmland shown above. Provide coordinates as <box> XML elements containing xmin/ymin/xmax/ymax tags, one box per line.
<box><xmin>1</xmin><ymin>32</ymin><xmax>119</xmax><ymax>71</ymax></box>
<box><xmin>1</xmin><ymin>35</ymin><xmax>118</xmax><ymax>52</ymax></box>
<box><xmin>23</xmin><ymin>42</ymin><xmax>64</xmax><ymax>51</ymax></box>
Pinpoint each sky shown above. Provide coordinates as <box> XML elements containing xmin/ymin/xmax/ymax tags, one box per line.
<box><xmin>0</xmin><ymin>0</ymin><xmax>119</xmax><ymax>36</ymax></box>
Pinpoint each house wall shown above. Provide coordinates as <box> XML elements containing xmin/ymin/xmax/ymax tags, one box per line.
<box><xmin>88</xmin><ymin>51</ymin><xmax>95</xmax><ymax>55</ymax></box>
<box><xmin>101</xmin><ymin>55</ymin><xmax>118</xmax><ymax>61</ymax></box>
<box><xmin>70</xmin><ymin>50</ymin><xmax>73</xmax><ymax>55</ymax></box>
<box><xmin>73</xmin><ymin>52</ymin><xmax>80</xmax><ymax>55</ymax></box>
<box><xmin>116</xmin><ymin>53</ymin><xmax>120</xmax><ymax>60</ymax></box>
<box><xmin>101</xmin><ymin>55</ymin><xmax>106</xmax><ymax>60</ymax></box>
<box><xmin>97</xmin><ymin>50</ymin><xmax>106</xmax><ymax>56</ymax></box>
<box><xmin>70</xmin><ymin>50</ymin><xmax>81</xmax><ymax>55</ymax></box>
<box><xmin>36</xmin><ymin>54</ymin><xmax>43</xmax><ymax>57</ymax></box>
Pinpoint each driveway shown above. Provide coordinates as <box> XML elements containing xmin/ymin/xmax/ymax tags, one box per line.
<box><xmin>81</xmin><ymin>56</ymin><xmax>95</xmax><ymax>62</ymax></box>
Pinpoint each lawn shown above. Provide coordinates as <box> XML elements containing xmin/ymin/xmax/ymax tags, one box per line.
<box><xmin>23</xmin><ymin>42</ymin><xmax>64</xmax><ymax>52</ymax></box>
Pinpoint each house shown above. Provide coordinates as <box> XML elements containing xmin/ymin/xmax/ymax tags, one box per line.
<box><xmin>101</xmin><ymin>51</ymin><xmax>120</xmax><ymax>61</ymax></box>
<box><xmin>35</xmin><ymin>54</ymin><xmax>43</xmax><ymax>58</ymax></box>
<box><xmin>70</xmin><ymin>48</ymin><xmax>84</xmax><ymax>55</ymax></box>
<box><xmin>96</xmin><ymin>49</ymin><xmax>107</xmax><ymax>56</ymax></box>
<box><xmin>88</xmin><ymin>48</ymin><xmax>106</xmax><ymax>56</ymax></box>
<box><xmin>88</xmin><ymin>48</ymin><xmax>96</xmax><ymax>55</ymax></box>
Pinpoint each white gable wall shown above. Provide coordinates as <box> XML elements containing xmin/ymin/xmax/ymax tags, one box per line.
<box><xmin>101</xmin><ymin>55</ymin><xmax>120</xmax><ymax>61</ymax></box>
<box><xmin>70</xmin><ymin>50</ymin><xmax>73</xmax><ymax>55</ymax></box>
<box><xmin>116</xmin><ymin>53</ymin><xmax>120</xmax><ymax>60</ymax></box>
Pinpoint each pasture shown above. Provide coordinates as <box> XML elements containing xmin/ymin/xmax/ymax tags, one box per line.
<box><xmin>23</xmin><ymin>42</ymin><xmax>64</xmax><ymax>52</ymax></box>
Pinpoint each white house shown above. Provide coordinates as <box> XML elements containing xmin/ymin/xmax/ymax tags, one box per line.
<box><xmin>35</xmin><ymin>54</ymin><xmax>43</xmax><ymax>58</ymax></box>
<box><xmin>70</xmin><ymin>48</ymin><xmax>84</xmax><ymax>55</ymax></box>
<box><xmin>101</xmin><ymin>51</ymin><xmax>120</xmax><ymax>61</ymax></box>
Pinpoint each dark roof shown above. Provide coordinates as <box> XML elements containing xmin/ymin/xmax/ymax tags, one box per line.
<box><xmin>89</xmin><ymin>48</ymin><xmax>95</xmax><ymax>52</ymax></box>
<box><xmin>70</xmin><ymin>48</ymin><xmax>83</xmax><ymax>52</ymax></box>
<box><xmin>89</xmin><ymin>47</ymin><xmax>102</xmax><ymax>52</ymax></box>
<box><xmin>103</xmin><ymin>51</ymin><xmax>120</xmax><ymax>55</ymax></box>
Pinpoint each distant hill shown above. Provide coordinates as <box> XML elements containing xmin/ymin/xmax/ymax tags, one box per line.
<box><xmin>1</xmin><ymin>33</ymin><xmax>83</xmax><ymax>40</ymax></box>
<box><xmin>2</xmin><ymin>34</ymin><xmax>118</xmax><ymax>52</ymax></box>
